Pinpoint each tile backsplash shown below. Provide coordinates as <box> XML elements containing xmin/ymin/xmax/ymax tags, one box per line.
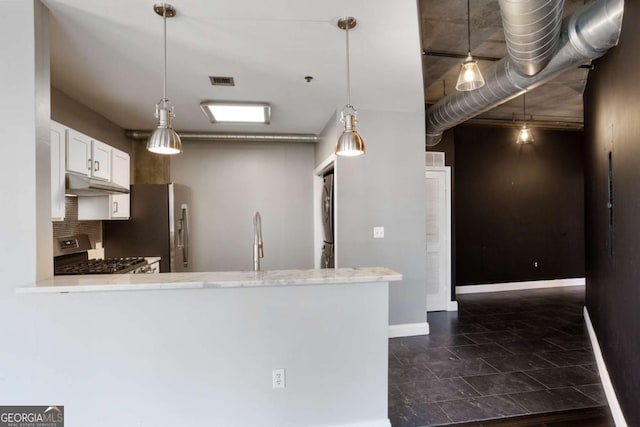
<box><xmin>52</xmin><ymin>197</ymin><xmax>102</xmax><ymax>247</ymax></box>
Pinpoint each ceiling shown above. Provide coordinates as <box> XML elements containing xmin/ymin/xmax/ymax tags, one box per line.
<box><xmin>44</xmin><ymin>0</ymin><xmax>424</xmax><ymax>135</ymax></box>
<box><xmin>45</xmin><ymin>0</ymin><xmax>590</xmax><ymax>138</ymax></box>
<box><xmin>419</xmin><ymin>0</ymin><xmax>590</xmax><ymax>129</ymax></box>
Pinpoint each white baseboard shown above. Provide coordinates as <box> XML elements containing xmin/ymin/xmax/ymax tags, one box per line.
<box><xmin>326</xmin><ymin>419</ymin><xmax>391</xmax><ymax>427</ymax></box>
<box><xmin>447</xmin><ymin>301</ymin><xmax>458</xmax><ymax>312</ymax></box>
<box><xmin>583</xmin><ymin>307</ymin><xmax>628</xmax><ymax>427</ymax></box>
<box><xmin>456</xmin><ymin>278</ymin><xmax>585</xmax><ymax>294</ymax></box>
<box><xmin>388</xmin><ymin>322</ymin><xmax>429</xmax><ymax>338</ymax></box>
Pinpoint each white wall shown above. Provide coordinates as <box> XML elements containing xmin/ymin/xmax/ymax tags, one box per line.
<box><xmin>171</xmin><ymin>140</ymin><xmax>315</xmax><ymax>271</ymax></box>
<box><xmin>4</xmin><ymin>282</ymin><xmax>390</xmax><ymax>427</ymax></box>
<box><xmin>339</xmin><ymin>110</ymin><xmax>428</xmax><ymax>327</ymax></box>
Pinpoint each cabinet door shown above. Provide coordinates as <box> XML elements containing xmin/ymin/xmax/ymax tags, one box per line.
<box><xmin>91</xmin><ymin>140</ymin><xmax>111</xmax><ymax>181</ymax></box>
<box><xmin>50</xmin><ymin>121</ymin><xmax>67</xmax><ymax>221</ymax></box>
<box><xmin>111</xmin><ymin>149</ymin><xmax>130</xmax><ymax>188</ymax></box>
<box><xmin>66</xmin><ymin>129</ymin><xmax>91</xmax><ymax>176</ymax></box>
<box><xmin>110</xmin><ymin>194</ymin><xmax>130</xmax><ymax>219</ymax></box>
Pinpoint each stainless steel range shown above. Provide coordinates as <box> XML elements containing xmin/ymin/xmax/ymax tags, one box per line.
<box><xmin>54</xmin><ymin>234</ymin><xmax>153</xmax><ymax>275</ymax></box>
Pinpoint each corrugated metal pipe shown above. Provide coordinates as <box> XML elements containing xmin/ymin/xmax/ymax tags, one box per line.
<box><xmin>125</xmin><ymin>130</ymin><xmax>319</xmax><ymax>143</ymax></box>
<box><xmin>500</xmin><ymin>0</ymin><xmax>565</xmax><ymax>76</ymax></box>
<box><xmin>426</xmin><ymin>0</ymin><xmax>624</xmax><ymax>146</ymax></box>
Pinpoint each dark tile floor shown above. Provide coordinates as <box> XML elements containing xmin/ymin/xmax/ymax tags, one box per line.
<box><xmin>389</xmin><ymin>287</ymin><xmax>609</xmax><ymax>426</ymax></box>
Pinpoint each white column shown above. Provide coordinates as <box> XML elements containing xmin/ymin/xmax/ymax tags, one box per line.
<box><xmin>0</xmin><ymin>0</ymin><xmax>51</xmax><ymax>288</ymax></box>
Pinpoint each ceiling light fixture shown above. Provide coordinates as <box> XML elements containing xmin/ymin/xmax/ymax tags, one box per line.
<box><xmin>516</xmin><ymin>92</ymin><xmax>534</xmax><ymax>144</ymax></box>
<box><xmin>335</xmin><ymin>16</ymin><xmax>365</xmax><ymax>157</ymax></box>
<box><xmin>147</xmin><ymin>3</ymin><xmax>182</xmax><ymax>155</ymax></box>
<box><xmin>200</xmin><ymin>101</ymin><xmax>271</xmax><ymax>124</ymax></box>
<box><xmin>456</xmin><ymin>0</ymin><xmax>485</xmax><ymax>92</ymax></box>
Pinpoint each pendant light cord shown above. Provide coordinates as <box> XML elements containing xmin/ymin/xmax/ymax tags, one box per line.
<box><xmin>163</xmin><ymin>3</ymin><xmax>167</xmax><ymax>101</ymax></box>
<box><xmin>345</xmin><ymin>20</ymin><xmax>351</xmax><ymax>107</ymax></box>
<box><xmin>523</xmin><ymin>92</ymin><xmax>526</xmax><ymax>121</ymax></box>
<box><xmin>467</xmin><ymin>0</ymin><xmax>471</xmax><ymax>53</ymax></box>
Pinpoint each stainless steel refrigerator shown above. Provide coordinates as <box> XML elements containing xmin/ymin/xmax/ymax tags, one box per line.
<box><xmin>104</xmin><ymin>183</ymin><xmax>192</xmax><ymax>272</ymax></box>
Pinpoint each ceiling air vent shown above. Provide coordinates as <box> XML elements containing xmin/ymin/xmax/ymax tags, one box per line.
<box><xmin>209</xmin><ymin>76</ymin><xmax>235</xmax><ymax>86</ymax></box>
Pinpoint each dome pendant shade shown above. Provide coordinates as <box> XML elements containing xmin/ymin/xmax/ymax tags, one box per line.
<box><xmin>335</xmin><ymin>16</ymin><xmax>365</xmax><ymax>157</ymax></box>
<box><xmin>336</xmin><ymin>111</ymin><xmax>365</xmax><ymax>156</ymax></box>
<box><xmin>147</xmin><ymin>99</ymin><xmax>182</xmax><ymax>154</ymax></box>
<box><xmin>147</xmin><ymin>3</ymin><xmax>182</xmax><ymax>155</ymax></box>
<box><xmin>456</xmin><ymin>53</ymin><xmax>485</xmax><ymax>91</ymax></box>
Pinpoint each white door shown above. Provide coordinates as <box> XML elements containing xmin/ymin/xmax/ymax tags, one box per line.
<box><xmin>425</xmin><ymin>167</ymin><xmax>452</xmax><ymax>312</ymax></box>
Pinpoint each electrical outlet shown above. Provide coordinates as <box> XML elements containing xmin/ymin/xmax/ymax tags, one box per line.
<box><xmin>373</xmin><ymin>227</ymin><xmax>385</xmax><ymax>239</ymax></box>
<box><xmin>272</xmin><ymin>368</ymin><xmax>285</xmax><ymax>389</ymax></box>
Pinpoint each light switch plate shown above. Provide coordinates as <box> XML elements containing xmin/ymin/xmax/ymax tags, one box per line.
<box><xmin>373</xmin><ymin>227</ymin><xmax>384</xmax><ymax>239</ymax></box>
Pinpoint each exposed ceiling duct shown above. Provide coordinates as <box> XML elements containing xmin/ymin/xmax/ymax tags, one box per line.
<box><xmin>426</xmin><ymin>0</ymin><xmax>624</xmax><ymax>146</ymax></box>
<box><xmin>500</xmin><ymin>0</ymin><xmax>565</xmax><ymax>76</ymax></box>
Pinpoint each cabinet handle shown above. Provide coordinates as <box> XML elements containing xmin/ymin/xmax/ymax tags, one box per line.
<box><xmin>87</xmin><ymin>158</ymin><xmax>92</xmax><ymax>170</ymax></box>
<box><xmin>94</xmin><ymin>160</ymin><xmax>100</xmax><ymax>172</ymax></box>
<box><xmin>113</xmin><ymin>201</ymin><xmax>118</xmax><ymax>214</ymax></box>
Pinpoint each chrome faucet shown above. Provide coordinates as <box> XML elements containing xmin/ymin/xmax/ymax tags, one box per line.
<box><xmin>253</xmin><ymin>211</ymin><xmax>264</xmax><ymax>271</ymax></box>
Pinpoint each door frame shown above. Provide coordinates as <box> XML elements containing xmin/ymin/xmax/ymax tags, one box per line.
<box><xmin>425</xmin><ymin>166</ymin><xmax>457</xmax><ymax>311</ymax></box>
<box><xmin>313</xmin><ymin>154</ymin><xmax>337</xmax><ymax>269</ymax></box>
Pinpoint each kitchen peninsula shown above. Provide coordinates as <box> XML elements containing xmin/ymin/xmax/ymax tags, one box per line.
<box><xmin>15</xmin><ymin>267</ymin><xmax>400</xmax><ymax>427</ymax></box>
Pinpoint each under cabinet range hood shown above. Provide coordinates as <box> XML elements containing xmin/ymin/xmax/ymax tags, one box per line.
<box><xmin>65</xmin><ymin>174</ymin><xmax>130</xmax><ymax>196</ymax></box>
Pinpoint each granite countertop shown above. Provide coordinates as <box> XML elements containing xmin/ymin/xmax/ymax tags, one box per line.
<box><xmin>16</xmin><ymin>267</ymin><xmax>402</xmax><ymax>294</ymax></box>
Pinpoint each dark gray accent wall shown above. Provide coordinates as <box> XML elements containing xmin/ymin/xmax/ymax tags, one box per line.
<box><xmin>584</xmin><ymin>2</ymin><xmax>640</xmax><ymax>424</ymax></box>
<box><xmin>454</xmin><ymin>125</ymin><xmax>585</xmax><ymax>285</ymax></box>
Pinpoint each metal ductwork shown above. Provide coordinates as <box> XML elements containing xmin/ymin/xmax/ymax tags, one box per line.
<box><xmin>126</xmin><ymin>130</ymin><xmax>319</xmax><ymax>143</ymax></box>
<box><xmin>500</xmin><ymin>0</ymin><xmax>565</xmax><ymax>76</ymax></box>
<box><xmin>426</xmin><ymin>0</ymin><xmax>624</xmax><ymax>146</ymax></box>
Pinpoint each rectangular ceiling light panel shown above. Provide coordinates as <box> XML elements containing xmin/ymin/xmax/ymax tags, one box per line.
<box><xmin>200</xmin><ymin>101</ymin><xmax>271</xmax><ymax>124</ymax></box>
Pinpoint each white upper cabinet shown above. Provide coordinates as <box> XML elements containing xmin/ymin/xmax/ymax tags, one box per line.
<box><xmin>50</xmin><ymin>121</ymin><xmax>67</xmax><ymax>221</ymax></box>
<box><xmin>61</xmin><ymin>125</ymin><xmax>132</xmax><ymax>221</ymax></box>
<box><xmin>66</xmin><ymin>129</ymin><xmax>112</xmax><ymax>181</ymax></box>
<box><xmin>91</xmin><ymin>140</ymin><xmax>112</xmax><ymax>181</ymax></box>
<box><xmin>111</xmin><ymin>148</ymin><xmax>130</xmax><ymax>188</ymax></box>
<box><xmin>110</xmin><ymin>148</ymin><xmax>130</xmax><ymax>219</ymax></box>
<box><xmin>66</xmin><ymin>129</ymin><xmax>91</xmax><ymax>176</ymax></box>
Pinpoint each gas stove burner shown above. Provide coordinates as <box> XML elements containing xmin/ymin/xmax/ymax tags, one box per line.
<box><xmin>55</xmin><ymin>257</ymin><xmax>147</xmax><ymax>275</ymax></box>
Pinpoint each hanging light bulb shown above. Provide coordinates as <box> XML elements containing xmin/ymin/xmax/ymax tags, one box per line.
<box><xmin>516</xmin><ymin>92</ymin><xmax>534</xmax><ymax>144</ymax></box>
<box><xmin>147</xmin><ymin>3</ymin><xmax>182</xmax><ymax>155</ymax></box>
<box><xmin>517</xmin><ymin>123</ymin><xmax>534</xmax><ymax>144</ymax></box>
<box><xmin>335</xmin><ymin>16</ymin><xmax>365</xmax><ymax>157</ymax></box>
<box><xmin>456</xmin><ymin>0</ymin><xmax>485</xmax><ymax>91</ymax></box>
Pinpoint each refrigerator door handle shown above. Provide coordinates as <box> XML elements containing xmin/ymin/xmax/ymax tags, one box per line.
<box><xmin>178</xmin><ymin>204</ymin><xmax>189</xmax><ymax>267</ymax></box>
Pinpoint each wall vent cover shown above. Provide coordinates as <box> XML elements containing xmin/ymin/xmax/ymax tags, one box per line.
<box><xmin>425</xmin><ymin>151</ymin><xmax>445</xmax><ymax>167</ymax></box>
<box><xmin>209</xmin><ymin>76</ymin><xmax>235</xmax><ymax>86</ymax></box>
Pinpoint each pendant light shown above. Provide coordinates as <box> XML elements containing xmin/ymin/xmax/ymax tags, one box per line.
<box><xmin>335</xmin><ymin>16</ymin><xmax>365</xmax><ymax>157</ymax></box>
<box><xmin>147</xmin><ymin>3</ymin><xmax>182</xmax><ymax>155</ymax></box>
<box><xmin>456</xmin><ymin>0</ymin><xmax>485</xmax><ymax>92</ymax></box>
<box><xmin>516</xmin><ymin>92</ymin><xmax>534</xmax><ymax>144</ymax></box>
